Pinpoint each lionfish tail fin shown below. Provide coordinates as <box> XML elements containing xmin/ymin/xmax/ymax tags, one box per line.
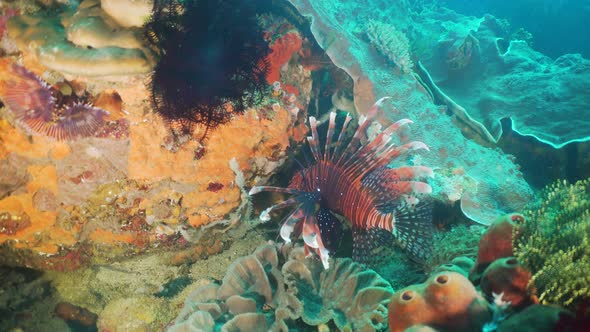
<box><xmin>352</xmin><ymin>227</ymin><xmax>395</xmax><ymax>266</ymax></box>
<box><xmin>392</xmin><ymin>199</ymin><xmax>434</xmax><ymax>264</ymax></box>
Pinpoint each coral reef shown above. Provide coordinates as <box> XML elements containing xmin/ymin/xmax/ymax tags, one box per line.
<box><xmin>514</xmin><ymin>179</ymin><xmax>590</xmax><ymax>310</ymax></box>
<box><xmin>6</xmin><ymin>0</ymin><xmax>154</xmax><ymax>77</ymax></box>
<box><xmin>0</xmin><ymin>59</ymin><xmax>118</xmax><ymax>140</ymax></box>
<box><xmin>169</xmin><ymin>243</ymin><xmax>393</xmax><ymax>331</ymax></box>
<box><xmin>416</xmin><ymin>9</ymin><xmax>590</xmax><ymax>148</ymax></box>
<box><xmin>169</xmin><ymin>244</ymin><xmax>301</xmax><ymax>331</ymax></box>
<box><xmin>98</xmin><ymin>295</ymin><xmax>172</xmax><ymax>332</ymax></box>
<box><xmin>0</xmin><ymin>5</ymin><xmax>312</xmax><ymax>269</ymax></box>
<box><xmin>426</xmin><ymin>224</ymin><xmax>481</xmax><ymax>272</ymax></box>
<box><xmin>283</xmin><ymin>248</ymin><xmax>394</xmax><ymax>331</ymax></box>
<box><xmin>54</xmin><ymin>301</ymin><xmax>98</xmax><ymax>328</ymax></box>
<box><xmin>100</xmin><ymin>0</ymin><xmax>153</xmax><ymax>28</ymax></box>
<box><xmin>286</xmin><ymin>0</ymin><xmax>533</xmax><ymax>226</ymax></box>
<box><xmin>0</xmin><ymin>265</ymin><xmax>70</xmax><ymax>331</ymax></box>
<box><xmin>266</xmin><ymin>30</ymin><xmax>303</xmax><ymax>84</ymax></box>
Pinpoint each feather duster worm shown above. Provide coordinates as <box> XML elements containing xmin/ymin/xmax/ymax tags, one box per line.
<box><xmin>0</xmin><ymin>60</ymin><xmax>109</xmax><ymax>140</ymax></box>
<box><xmin>250</xmin><ymin>98</ymin><xmax>434</xmax><ymax>268</ymax></box>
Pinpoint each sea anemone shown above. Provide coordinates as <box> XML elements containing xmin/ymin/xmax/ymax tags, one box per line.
<box><xmin>0</xmin><ymin>60</ymin><xmax>109</xmax><ymax>140</ymax></box>
<box><xmin>250</xmin><ymin>97</ymin><xmax>434</xmax><ymax>268</ymax></box>
<box><xmin>144</xmin><ymin>0</ymin><xmax>271</xmax><ymax>139</ymax></box>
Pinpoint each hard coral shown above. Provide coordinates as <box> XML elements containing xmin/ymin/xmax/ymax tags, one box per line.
<box><xmin>171</xmin><ymin>243</ymin><xmax>393</xmax><ymax>331</ymax></box>
<box><xmin>388</xmin><ymin>271</ymin><xmax>491</xmax><ymax>332</ymax></box>
<box><xmin>282</xmin><ymin>247</ymin><xmax>394</xmax><ymax>331</ymax></box>
<box><xmin>144</xmin><ymin>0</ymin><xmax>271</xmax><ymax>138</ymax></box>
<box><xmin>7</xmin><ymin>1</ymin><xmax>153</xmax><ymax>77</ymax></box>
<box><xmin>514</xmin><ymin>178</ymin><xmax>590</xmax><ymax>310</ymax></box>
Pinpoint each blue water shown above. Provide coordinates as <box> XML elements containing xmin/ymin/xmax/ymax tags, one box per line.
<box><xmin>443</xmin><ymin>0</ymin><xmax>590</xmax><ymax>58</ymax></box>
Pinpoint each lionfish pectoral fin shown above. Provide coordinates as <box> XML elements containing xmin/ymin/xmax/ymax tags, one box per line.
<box><xmin>279</xmin><ymin>207</ymin><xmax>305</xmax><ymax>242</ymax></box>
<box><xmin>317</xmin><ymin>208</ymin><xmax>344</xmax><ymax>253</ymax></box>
<box><xmin>302</xmin><ymin>215</ymin><xmax>320</xmax><ymax>249</ymax></box>
<box><xmin>352</xmin><ymin>227</ymin><xmax>395</xmax><ymax>266</ymax></box>
<box><xmin>318</xmin><ymin>246</ymin><xmax>330</xmax><ymax>269</ymax></box>
<box><xmin>301</xmin><ymin>214</ymin><xmax>333</xmax><ymax>269</ymax></box>
<box><xmin>392</xmin><ymin>200</ymin><xmax>434</xmax><ymax>264</ymax></box>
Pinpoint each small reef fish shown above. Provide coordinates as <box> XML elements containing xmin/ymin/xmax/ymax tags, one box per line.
<box><xmin>250</xmin><ymin>97</ymin><xmax>434</xmax><ymax>268</ymax></box>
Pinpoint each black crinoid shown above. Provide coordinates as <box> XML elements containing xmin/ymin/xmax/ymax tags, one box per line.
<box><xmin>144</xmin><ymin>0</ymin><xmax>272</xmax><ymax>139</ymax></box>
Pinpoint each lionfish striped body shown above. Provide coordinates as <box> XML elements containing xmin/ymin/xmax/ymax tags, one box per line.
<box><xmin>250</xmin><ymin>98</ymin><xmax>434</xmax><ymax>269</ymax></box>
<box><xmin>0</xmin><ymin>60</ymin><xmax>109</xmax><ymax>140</ymax></box>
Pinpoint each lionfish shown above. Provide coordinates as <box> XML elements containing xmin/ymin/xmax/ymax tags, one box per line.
<box><xmin>250</xmin><ymin>98</ymin><xmax>434</xmax><ymax>268</ymax></box>
<box><xmin>0</xmin><ymin>60</ymin><xmax>109</xmax><ymax>140</ymax></box>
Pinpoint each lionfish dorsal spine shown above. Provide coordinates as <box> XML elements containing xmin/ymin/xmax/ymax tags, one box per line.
<box><xmin>332</xmin><ymin>112</ymin><xmax>353</xmax><ymax>163</ymax></box>
<box><xmin>307</xmin><ymin>116</ymin><xmax>321</xmax><ymax>162</ymax></box>
<box><xmin>279</xmin><ymin>208</ymin><xmax>305</xmax><ymax>242</ymax></box>
<box><xmin>323</xmin><ymin>112</ymin><xmax>337</xmax><ymax>162</ymax></box>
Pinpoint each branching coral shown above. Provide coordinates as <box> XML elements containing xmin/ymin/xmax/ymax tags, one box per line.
<box><xmin>514</xmin><ymin>178</ymin><xmax>590</xmax><ymax>310</ymax></box>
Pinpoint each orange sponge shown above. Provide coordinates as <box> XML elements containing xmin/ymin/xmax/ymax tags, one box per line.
<box><xmin>472</xmin><ymin>213</ymin><xmax>524</xmax><ymax>279</ymax></box>
<box><xmin>388</xmin><ymin>272</ymin><xmax>491</xmax><ymax>332</ymax></box>
<box><xmin>480</xmin><ymin>257</ymin><xmax>538</xmax><ymax>308</ymax></box>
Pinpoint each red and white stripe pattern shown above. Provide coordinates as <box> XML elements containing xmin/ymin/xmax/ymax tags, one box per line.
<box><xmin>250</xmin><ymin>97</ymin><xmax>433</xmax><ymax>268</ymax></box>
